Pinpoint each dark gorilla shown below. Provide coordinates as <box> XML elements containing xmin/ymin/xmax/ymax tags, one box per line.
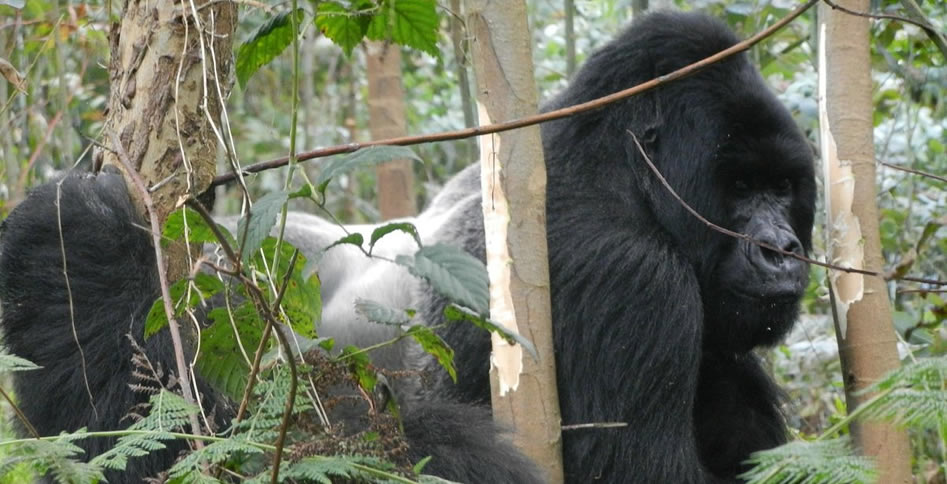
<box><xmin>0</xmin><ymin>11</ymin><xmax>814</xmax><ymax>484</ymax></box>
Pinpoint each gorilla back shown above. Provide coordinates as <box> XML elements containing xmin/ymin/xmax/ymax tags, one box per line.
<box><xmin>0</xmin><ymin>11</ymin><xmax>814</xmax><ymax>484</ymax></box>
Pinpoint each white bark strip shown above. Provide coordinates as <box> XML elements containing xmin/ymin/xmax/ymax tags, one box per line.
<box><xmin>818</xmin><ymin>22</ymin><xmax>864</xmax><ymax>338</ymax></box>
<box><xmin>477</xmin><ymin>101</ymin><xmax>524</xmax><ymax>395</ymax></box>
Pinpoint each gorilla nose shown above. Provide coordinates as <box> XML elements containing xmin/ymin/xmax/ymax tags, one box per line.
<box><xmin>755</xmin><ymin>229</ymin><xmax>804</xmax><ymax>269</ymax></box>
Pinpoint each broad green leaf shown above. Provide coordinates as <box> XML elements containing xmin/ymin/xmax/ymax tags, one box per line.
<box><xmin>315</xmin><ymin>146</ymin><xmax>421</xmax><ymax>186</ymax></box>
<box><xmin>354</xmin><ymin>298</ymin><xmax>416</xmax><ymax>325</ymax></box>
<box><xmin>409</xmin><ymin>325</ymin><xmax>456</xmax><ymax>382</ymax></box>
<box><xmin>162</xmin><ymin>207</ymin><xmax>230</xmax><ymax>247</ymax></box>
<box><xmin>197</xmin><ymin>303</ymin><xmax>264</xmax><ymax>401</ymax></box>
<box><xmin>315</xmin><ymin>1</ymin><xmax>372</xmax><ymax>56</ymax></box>
<box><xmin>444</xmin><ymin>304</ymin><xmax>539</xmax><ymax>361</ymax></box>
<box><xmin>366</xmin><ymin>0</ymin><xmax>439</xmax><ymax>56</ymax></box>
<box><xmin>396</xmin><ymin>243</ymin><xmax>489</xmax><ymax>314</ymax></box>
<box><xmin>237</xmin><ymin>190</ymin><xmax>289</xmax><ymax>265</ymax></box>
<box><xmin>144</xmin><ymin>273</ymin><xmax>226</xmax><ymax>339</ymax></box>
<box><xmin>369</xmin><ymin>222</ymin><xmax>422</xmax><ymax>254</ymax></box>
<box><xmin>235</xmin><ymin>9</ymin><xmax>306</xmax><ymax>87</ymax></box>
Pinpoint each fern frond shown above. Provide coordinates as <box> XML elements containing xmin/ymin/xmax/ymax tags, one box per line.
<box><xmin>864</xmin><ymin>357</ymin><xmax>947</xmax><ymax>392</ymax></box>
<box><xmin>167</xmin><ymin>438</ymin><xmax>262</xmax><ymax>480</ymax></box>
<box><xmin>1</xmin><ymin>431</ymin><xmax>105</xmax><ymax>484</ymax></box>
<box><xmin>0</xmin><ymin>351</ymin><xmax>40</xmax><ymax>372</ymax></box>
<box><xmin>739</xmin><ymin>437</ymin><xmax>876</xmax><ymax>484</ymax></box>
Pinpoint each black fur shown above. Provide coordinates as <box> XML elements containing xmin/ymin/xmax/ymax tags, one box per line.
<box><xmin>0</xmin><ymin>11</ymin><xmax>814</xmax><ymax>484</ymax></box>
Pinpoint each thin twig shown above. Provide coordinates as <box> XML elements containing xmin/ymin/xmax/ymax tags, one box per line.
<box><xmin>879</xmin><ymin>159</ymin><xmax>947</xmax><ymax>184</ymax></box>
<box><xmin>0</xmin><ymin>385</ymin><xmax>39</xmax><ymax>438</ymax></box>
<box><xmin>822</xmin><ymin>0</ymin><xmax>947</xmax><ymax>60</ymax></box>
<box><xmin>107</xmin><ymin>132</ymin><xmax>204</xmax><ymax>441</ymax></box>
<box><xmin>211</xmin><ymin>0</ymin><xmax>819</xmax><ymax>188</ymax></box>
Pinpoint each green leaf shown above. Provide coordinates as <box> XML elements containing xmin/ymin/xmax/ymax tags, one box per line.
<box><xmin>197</xmin><ymin>303</ymin><xmax>264</xmax><ymax>401</ymax></box>
<box><xmin>409</xmin><ymin>325</ymin><xmax>456</xmax><ymax>382</ymax></box>
<box><xmin>162</xmin><ymin>207</ymin><xmax>230</xmax><ymax>247</ymax></box>
<box><xmin>315</xmin><ymin>146</ymin><xmax>421</xmax><ymax>187</ymax></box>
<box><xmin>366</xmin><ymin>0</ymin><xmax>439</xmax><ymax>56</ymax></box>
<box><xmin>315</xmin><ymin>1</ymin><xmax>372</xmax><ymax>56</ymax></box>
<box><xmin>326</xmin><ymin>232</ymin><xmax>365</xmax><ymax>252</ymax></box>
<box><xmin>396</xmin><ymin>243</ymin><xmax>489</xmax><ymax>314</ymax></box>
<box><xmin>341</xmin><ymin>345</ymin><xmax>377</xmax><ymax>391</ymax></box>
<box><xmin>740</xmin><ymin>438</ymin><xmax>875</xmax><ymax>484</ymax></box>
<box><xmin>369</xmin><ymin>222</ymin><xmax>421</xmax><ymax>255</ymax></box>
<box><xmin>237</xmin><ymin>190</ymin><xmax>289</xmax><ymax>265</ymax></box>
<box><xmin>251</xmin><ymin>238</ymin><xmax>322</xmax><ymax>337</ymax></box>
<box><xmin>235</xmin><ymin>9</ymin><xmax>306</xmax><ymax>87</ymax></box>
<box><xmin>144</xmin><ymin>273</ymin><xmax>226</xmax><ymax>339</ymax></box>
<box><xmin>444</xmin><ymin>304</ymin><xmax>539</xmax><ymax>361</ymax></box>
<box><xmin>354</xmin><ymin>298</ymin><xmax>416</xmax><ymax>325</ymax></box>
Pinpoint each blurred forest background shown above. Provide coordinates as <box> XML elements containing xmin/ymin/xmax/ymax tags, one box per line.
<box><xmin>0</xmin><ymin>0</ymin><xmax>945</xmax><ymax>481</ymax></box>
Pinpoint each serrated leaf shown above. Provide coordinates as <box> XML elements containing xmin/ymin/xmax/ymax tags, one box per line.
<box><xmin>369</xmin><ymin>222</ymin><xmax>421</xmax><ymax>254</ymax></box>
<box><xmin>197</xmin><ymin>304</ymin><xmax>264</xmax><ymax>401</ymax></box>
<box><xmin>396</xmin><ymin>243</ymin><xmax>489</xmax><ymax>314</ymax></box>
<box><xmin>354</xmin><ymin>298</ymin><xmax>416</xmax><ymax>325</ymax></box>
<box><xmin>235</xmin><ymin>9</ymin><xmax>306</xmax><ymax>87</ymax></box>
<box><xmin>315</xmin><ymin>1</ymin><xmax>372</xmax><ymax>56</ymax></box>
<box><xmin>409</xmin><ymin>325</ymin><xmax>456</xmax><ymax>382</ymax></box>
<box><xmin>444</xmin><ymin>304</ymin><xmax>539</xmax><ymax>361</ymax></box>
<box><xmin>366</xmin><ymin>0</ymin><xmax>439</xmax><ymax>56</ymax></box>
<box><xmin>315</xmin><ymin>146</ymin><xmax>421</xmax><ymax>187</ymax></box>
<box><xmin>237</xmin><ymin>190</ymin><xmax>289</xmax><ymax>265</ymax></box>
<box><xmin>144</xmin><ymin>273</ymin><xmax>226</xmax><ymax>339</ymax></box>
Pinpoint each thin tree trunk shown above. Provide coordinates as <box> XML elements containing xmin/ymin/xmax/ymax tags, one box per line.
<box><xmin>564</xmin><ymin>0</ymin><xmax>576</xmax><ymax>76</ymax></box>
<box><xmin>465</xmin><ymin>0</ymin><xmax>564</xmax><ymax>481</ymax></box>
<box><xmin>817</xmin><ymin>2</ymin><xmax>911</xmax><ymax>482</ymax></box>
<box><xmin>366</xmin><ymin>41</ymin><xmax>416</xmax><ymax>219</ymax></box>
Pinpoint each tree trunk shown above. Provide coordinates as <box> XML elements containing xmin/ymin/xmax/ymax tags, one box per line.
<box><xmin>465</xmin><ymin>0</ymin><xmax>564</xmax><ymax>481</ymax></box>
<box><xmin>97</xmin><ymin>0</ymin><xmax>236</xmax><ymax>222</ymax></box>
<box><xmin>96</xmin><ymin>0</ymin><xmax>237</xmax><ymax>439</ymax></box>
<box><xmin>366</xmin><ymin>41</ymin><xmax>416</xmax><ymax>219</ymax></box>
<box><xmin>817</xmin><ymin>2</ymin><xmax>911</xmax><ymax>482</ymax></box>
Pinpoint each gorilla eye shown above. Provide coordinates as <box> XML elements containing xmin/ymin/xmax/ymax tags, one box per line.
<box><xmin>733</xmin><ymin>179</ymin><xmax>751</xmax><ymax>194</ymax></box>
<box><xmin>775</xmin><ymin>178</ymin><xmax>793</xmax><ymax>194</ymax></box>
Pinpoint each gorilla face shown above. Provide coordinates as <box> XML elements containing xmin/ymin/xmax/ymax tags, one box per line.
<box><xmin>702</xmin><ymin>130</ymin><xmax>816</xmax><ymax>353</ymax></box>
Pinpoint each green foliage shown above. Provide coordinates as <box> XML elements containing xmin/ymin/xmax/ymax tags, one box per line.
<box><xmin>251</xmin><ymin>237</ymin><xmax>323</xmax><ymax>338</ymax></box>
<box><xmin>316</xmin><ymin>0</ymin><xmax>439</xmax><ymax>56</ymax></box>
<box><xmin>315</xmin><ymin>146</ymin><xmax>422</xmax><ymax>191</ymax></box>
<box><xmin>238</xmin><ymin>190</ymin><xmax>291</xmax><ymax>265</ymax></box>
<box><xmin>199</xmin><ymin>303</ymin><xmax>265</xmax><ymax>401</ymax></box>
<box><xmin>370</xmin><ymin>222</ymin><xmax>422</xmax><ymax>254</ymax></box>
<box><xmin>162</xmin><ymin>207</ymin><xmax>230</xmax><ymax>247</ymax></box>
<box><xmin>741</xmin><ymin>438</ymin><xmax>876</xmax><ymax>484</ymax></box>
<box><xmin>168</xmin><ymin>438</ymin><xmax>263</xmax><ymax>481</ymax></box>
<box><xmin>144</xmin><ymin>273</ymin><xmax>226</xmax><ymax>339</ymax></box>
<box><xmin>236</xmin><ymin>9</ymin><xmax>306</xmax><ymax>88</ymax></box>
<box><xmin>396</xmin><ymin>243</ymin><xmax>489</xmax><ymax>314</ymax></box>
<box><xmin>0</xmin><ymin>352</ymin><xmax>40</xmax><ymax>373</ymax></box>
<box><xmin>408</xmin><ymin>325</ymin><xmax>456</xmax><ymax>382</ymax></box>
<box><xmin>444</xmin><ymin>304</ymin><xmax>538</xmax><ymax>360</ymax></box>
<box><xmin>856</xmin><ymin>358</ymin><xmax>947</xmax><ymax>429</ymax></box>
<box><xmin>1</xmin><ymin>432</ymin><xmax>104</xmax><ymax>484</ymax></box>
<box><xmin>355</xmin><ymin>298</ymin><xmax>416</xmax><ymax>325</ymax></box>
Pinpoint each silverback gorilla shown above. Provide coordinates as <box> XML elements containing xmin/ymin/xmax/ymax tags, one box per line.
<box><xmin>0</xmin><ymin>11</ymin><xmax>815</xmax><ymax>484</ymax></box>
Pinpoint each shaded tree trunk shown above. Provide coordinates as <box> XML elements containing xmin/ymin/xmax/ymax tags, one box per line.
<box><xmin>817</xmin><ymin>2</ymin><xmax>911</xmax><ymax>482</ymax></box>
<box><xmin>366</xmin><ymin>41</ymin><xmax>416</xmax><ymax>219</ymax></box>
<box><xmin>465</xmin><ymin>0</ymin><xmax>564</xmax><ymax>481</ymax></box>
